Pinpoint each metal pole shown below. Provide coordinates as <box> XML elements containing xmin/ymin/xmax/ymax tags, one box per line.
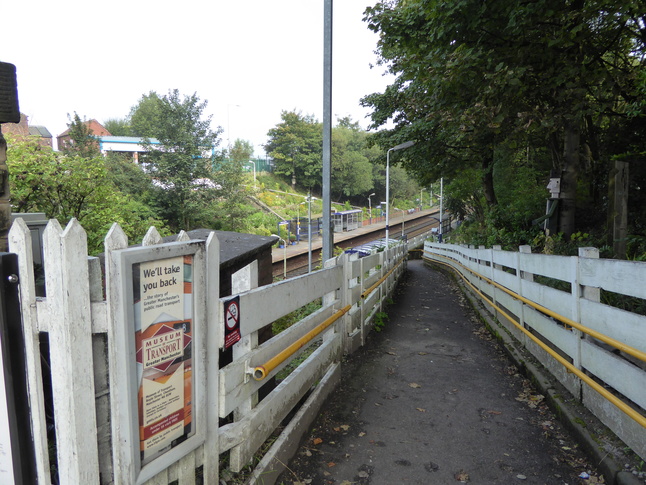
<box><xmin>439</xmin><ymin>177</ymin><xmax>444</xmax><ymax>243</ymax></box>
<box><xmin>322</xmin><ymin>0</ymin><xmax>333</xmax><ymax>261</ymax></box>
<box><xmin>386</xmin><ymin>149</ymin><xmax>391</xmax><ymax>244</ymax></box>
<box><xmin>385</xmin><ymin>141</ymin><xmax>415</xmax><ymax>245</ymax></box>
<box><xmin>308</xmin><ymin>193</ymin><xmax>312</xmax><ymax>273</ymax></box>
<box><xmin>402</xmin><ymin>209</ymin><xmax>405</xmax><ymax>238</ymax></box>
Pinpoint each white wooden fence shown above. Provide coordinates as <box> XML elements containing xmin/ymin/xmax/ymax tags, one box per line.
<box><xmin>423</xmin><ymin>241</ymin><xmax>646</xmax><ymax>461</ymax></box>
<box><xmin>7</xmin><ymin>217</ymin><xmax>414</xmax><ymax>485</ymax></box>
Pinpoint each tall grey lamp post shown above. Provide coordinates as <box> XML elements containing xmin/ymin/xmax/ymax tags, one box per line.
<box><xmin>368</xmin><ymin>193</ymin><xmax>375</xmax><ymax>224</ymax></box>
<box><xmin>386</xmin><ymin>141</ymin><xmax>415</xmax><ymax>243</ymax></box>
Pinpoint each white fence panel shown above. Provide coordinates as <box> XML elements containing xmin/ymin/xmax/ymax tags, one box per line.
<box><xmin>219</xmin><ymin>303</ymin><xmax>337</xmax><ymax>417</ymax></box>
<box><xmin>580</xmin><ymin>299</ymin><xmax>646</xmax><ymax>353</ymax></box>
<box><xmin>9</xmin><ymin>219</ymin><xmax>52</xmax><ymax>484</ymax></box>
<box><xmin>8</xmin><ymin>215</ymin><xmax>411</xmax><ymax>485</ymax></box>
<box><xmin>43</xmin><ymin>220</ymin><xmax>101</xmax><ymax>483</ymax></box>
<box><xmin>237</xmin><ymin>267</ymin><xmax>342</xmax><ymax>337</ymax></box>
<box><xmin>228</xmin><ymin>333</ymin><xmax>342</xmax><ymax>471</ymax></box>
<box><xmin>579</xmin><ymin>258</ymin><xmax>646</xmax><ymax>299</ymax></box>
<box><xmin>423</xmin><ymin>241</ymin><xmax>646</xmax><ymax>462</ymax></box>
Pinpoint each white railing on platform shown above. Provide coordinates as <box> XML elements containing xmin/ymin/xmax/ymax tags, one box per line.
<box><xmin>423</xmin><ymin>241</ymin><xmax>646</xmax><ymax>462</ymax></box>
<box><xmin>7</xmin><ymin>217</ymin><xmax>409</xmax><ymax>485</ymax></box>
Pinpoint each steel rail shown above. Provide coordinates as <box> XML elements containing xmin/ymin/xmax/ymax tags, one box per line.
<box><xmin>423</xmin><ymin>253</ymin><xmax>646</xmax><ymax>429</ymax></box>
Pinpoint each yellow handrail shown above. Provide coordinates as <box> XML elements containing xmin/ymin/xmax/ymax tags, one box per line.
<box><xmin>423</xmin><ymin>253</ymin><xmax>646</xmax><ymax>429</ymax></box>
<box><xmin>253</xmin><ymin>257</ymin><xmax>405</xmax><ymax>381</ymax></box>
<box><xmin>253</xmin><ymin>304</ymin><xmax>352</xmax><ymax>381</ymax></box>
<box><xmin>361</xmin><ymin>261</ymin><xmax>402</xmax><ymax>299</ymax></box>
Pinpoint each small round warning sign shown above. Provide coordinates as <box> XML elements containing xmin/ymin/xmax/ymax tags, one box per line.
<box><xmin>225</xmin><ymin>301</ymin><xmax>239</xmax><ymax>329</ymax></box>
<box><xmin>223</xmin><ymin>296</ymin><xmax>241</xmax><ymax>349</ymax></box>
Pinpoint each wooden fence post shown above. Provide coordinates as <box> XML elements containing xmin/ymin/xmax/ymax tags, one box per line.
<box><xmin>43</xmin><ymin>219</ymin><xmax>100</xmax><ymax>483</ymax></box>
<box><xmin>203</xmin><ymin>231</ymin><xmax>220</xmax><ymax>484</ymax></box>
<box><xmin>105</xmin><ymin>223</ymin><xmax>131</xmax><ymax>484</ymax></box>
<box><xmin>517</xmin><ymin>245</ymin><xmax>533</xmax><ymax>347</ymax></box>
<box><xmin>8</xmin><ymin>218</ymin><xmax>51</xmax><ymax>484</ymax></box>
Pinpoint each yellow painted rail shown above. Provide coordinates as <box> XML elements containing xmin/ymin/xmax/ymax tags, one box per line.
<box><xmin>254</xmin><ymin>257</ymin><xmax>406</xmax><ymax>381</ymax></box>
<box><xmin>423</xmin><ymin>253</ymin><xmax>646</xmax><ymax>429</ymax></box>
<box><xmin>361</xmin><ymin>260</ymin><xmax>403</xmax><ymax>300</ymax></box>
<box><xmin>253</xmin><ymin>304</ymin><xmax>352</xmax><ymax>381</ymax></box>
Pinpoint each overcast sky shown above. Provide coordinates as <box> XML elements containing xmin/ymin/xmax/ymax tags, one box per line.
<box><xmin>3</xmin><ymin>0</ymin><xmax>393</xmax><ymax>156</ymax></box>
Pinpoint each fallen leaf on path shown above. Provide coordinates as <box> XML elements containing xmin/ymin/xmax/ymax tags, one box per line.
<box><xmin>358</xmin><ymin>431</ymin><xmax>366</xmax><ymax>437</ymax></box>
<box><xmin>455</xmin><ymin>470</ymin><xmax>470</xmax><ymax>482</ymax></box>
<box><xmin>409</xmin><ymin>382</ymin><xmax>422</xmax><ymax>388</ymax></box>
<box><xmin>327</xmin><ymin>461</ymin><xmax>336</xmax><ymax>468</ymax></box>
<box><xmin>312</xmin><ymin>438</ymin><xmax>323</xmax><ymax>445</ymax></box>
<box><xmin>339</xmin><ymin>424</ymin><xmax>350</xmax><ymax>431</ymax></box>
<box><xmin>416</xmin><ymin>407</ymin><xmax>426</xmax><ymax>412</ymax></box>
<box><xmin>487</xmin><ymin>410</ymin><xmax>502</xmax><ymax>415</ymax></box>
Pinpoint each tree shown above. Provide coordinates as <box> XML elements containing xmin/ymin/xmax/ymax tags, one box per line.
<box><xmin>362</xmin><ymin>0</ymin><xmax>646</xmax><ymax>238</ymax></box>
<box><xmin>330</xmin><ymin>122</ymin><xmax>374</xmax><ymax>199</ymax></box>
<box><xmin>130</xmin><ymin>91</ymin><xmax>165</xmax><ymax>138</ymax></box>
<box><xmin>103</xmin><ymin>117</ymin><xmax>133</xmax><ymax>136</ymax></box>
<box><xmin>6</xmin><ymin>134</ymin><xmax>167</xmax><ymax>253</ymax></box>
<box><xmin>265</xmin><ymin>110</ymin><xmax>323</xmax><ymax>190</ymax></box>
<box><xmin>62</xmin><ymin>112</ymin><xmax>101</xmax><ymax>158</ymax></box>
<box><xmin>132</xmin><ymin>89</ymin><xmax>223</xmax><ymax>231</ymax></box>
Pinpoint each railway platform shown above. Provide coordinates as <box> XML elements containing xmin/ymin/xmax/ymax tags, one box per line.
<box><xmin>271</xmin><ymin>208</ymin><xmax>440</xmax><ymax>264</ymax></box>
<box><xmin>277</xmin><ymin>259</ymin><xmax>640</xmax><ymax>485</ymax></box>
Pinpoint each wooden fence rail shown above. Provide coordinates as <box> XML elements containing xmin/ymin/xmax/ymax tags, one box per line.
<box><xmin>6</xmin><ymin>218</ymin><xmax>415</xmax><ymax>485</ymax></box>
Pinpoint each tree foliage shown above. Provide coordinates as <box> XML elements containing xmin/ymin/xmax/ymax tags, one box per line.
<box><xmin>132</xmin><ymin>89</ymin><xmax>224</xmax><ymax>231</ymax></box>
<box><xmin>264</xmin><ymin>111</ymin><xmax>420</xmax><ymax>204</ymax></box>
<box><xmin>6</xmin><ymin>134</ymin><xmax>167</xmax><ymax>254</ymax></box>
<box><xmin>103</xmin><ymin>117</ymin><xmax>133</xmax><ymax>136</ymax></box>
<box><xmin>265</xmin><ymin>111</ymin><xmax>323</xmax><ymax>190</ymax></box>
<box><xmin>362</xmin><ymin>0</ymin><xmax>646</xmax><ymax>241</ymax></box>
<box><xmin>62</xmin><ymin>112</ymin><xmax>101</xmax><ymax>158</ymax></box>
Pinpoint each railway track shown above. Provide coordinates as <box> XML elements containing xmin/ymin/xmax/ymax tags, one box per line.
<box><xmin>273</xmin><ymin>215</ymin><xmax>440</xmax><ymax>278</ymax></box>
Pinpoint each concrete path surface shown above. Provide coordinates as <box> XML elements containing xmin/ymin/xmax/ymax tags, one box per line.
<box><xmin>276</xmin><ymin>259</ymin><xmax>637</xmax><ymax>485</ymax></box>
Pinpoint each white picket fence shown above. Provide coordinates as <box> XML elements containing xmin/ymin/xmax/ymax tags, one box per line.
<box><xmin>7</xmin><ymin>217</ymin><xmax>415</xmax><ymax>485</ymax></box>
<box><xmin>423</xmin><ymin>241</ymin><xmax>646</xmax><ymax>461</ymax></box>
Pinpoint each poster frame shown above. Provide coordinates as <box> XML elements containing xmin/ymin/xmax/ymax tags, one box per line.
<box><xmin>112</xmin><ymin>240</ymin><xmax>206</xmax><ymax>484</ymax></box>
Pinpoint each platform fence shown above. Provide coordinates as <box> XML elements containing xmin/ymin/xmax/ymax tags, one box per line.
<box><xmin>423</xmin><ymin>241</ymin><xmax>646</xmax><ymax>462</ymax></box>
<box><xmin>4</xmin><ymin>218</ymin><xmax>420</xmax><ymax>485</ymax></box>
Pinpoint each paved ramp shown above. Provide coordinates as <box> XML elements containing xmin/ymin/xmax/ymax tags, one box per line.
<box><xmin>278</xmin><ymin>260</ymin><xmax>607</xmax><ymax>484</ymax></box>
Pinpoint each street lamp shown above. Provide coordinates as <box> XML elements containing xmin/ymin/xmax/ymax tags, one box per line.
<box><xmin>420</xmin><ymin>188</ymin><xmax>426</xmax><ymax>210</ymax></box>
<box><xmin>386</xmin><ymin>141</ymin><xmax>415</xmax><ymax>243</ymax></box>
<box><xmin>247</xmin><ymin>160</ymin><xmax>256</xmax><ymax>189</ymax></box>
<box><xmin>368</xmin><ymin>193</ymin><xmax>375</xmax><ymax>224</ymax></box>
<box><xmin>271</xmin><ymin>234</ymin><xmax>287</xmax><ymax>279</ymax></box>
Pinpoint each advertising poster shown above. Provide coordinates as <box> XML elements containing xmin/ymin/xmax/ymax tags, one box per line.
<box><xmin>132</xmin><ymin>255</ymin><xmax>194</xmax><ymax>465</ymax></box>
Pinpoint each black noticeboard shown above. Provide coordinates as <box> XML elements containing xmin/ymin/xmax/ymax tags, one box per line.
<box><xmin>0</xmin><ymin>252</ymin><xmax>36</xmax><ymax>484</ymax></box>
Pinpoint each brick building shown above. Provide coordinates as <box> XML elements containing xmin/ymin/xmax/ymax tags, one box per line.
<box><xmin>2</xmin><ymin>113</ymin><xmax>53</xmax><ymax>148</ymax></box>
<box><xmin>56</xmin><ymin>119</ymin><xmax>111</xmax><ymax>152</ymax></box>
